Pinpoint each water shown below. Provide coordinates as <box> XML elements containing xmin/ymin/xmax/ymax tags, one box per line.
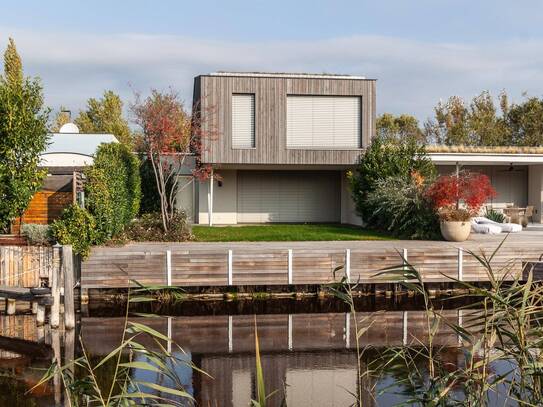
<box><xmin>0</xmin><ymin>297</ymin><xmax>515</xmax><ymax>406</ymax></box>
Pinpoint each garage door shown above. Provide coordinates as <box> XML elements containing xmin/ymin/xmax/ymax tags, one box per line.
<box><xmin>237</xmin><ymin>171</ymin><xmax>340</xmax><ymax>223</ymax></box>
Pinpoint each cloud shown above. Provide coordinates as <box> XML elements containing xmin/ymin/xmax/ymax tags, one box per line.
<box><xmin>1</xmin><ymin>27</ymin><xmax>543</xmax><ymax>121</ymax></box>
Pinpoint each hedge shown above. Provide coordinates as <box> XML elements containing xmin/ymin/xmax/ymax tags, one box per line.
<box><xmin>85</xmin><ymin>142</ymin><xmax>141</xmax><ymax>243</ymax></box>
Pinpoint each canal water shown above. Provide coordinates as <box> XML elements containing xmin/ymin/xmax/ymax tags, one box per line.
<box><xmin>0</xmin><ymin>297</ymin><xmax>513</xmax><ymax>406</ymax></box>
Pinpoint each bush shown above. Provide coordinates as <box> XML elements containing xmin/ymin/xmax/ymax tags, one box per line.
<box><xmin>121</xmin><ymin>211</ymin><xmax>192</xmax><ymax>242</ymax></box>
<box><xmin>50</xmin><ymin>205</ymin><xmax>97</xmax><ymax>258</ymax></box>
<box><xmin>366</xmin><ymin>175</ymin><xmax>440</xmax><ymax>240</ymax></box>
<box><xmin>426</xmin><ymin>171</ymin><xmax>496</xmax><ymax>220</ymax></box>
<box><xmin>485</xmin><ymin>208</ymin><xmax>505</xmax><ymax>223</ymax></box>
<box><xmin>21</xmin><ymin>223</ymin><xmax>53</xmax><ymax>245</ymax></box>
<box><xmin>350</xmin><ymin>138</ymin><xmax>436</xmax><ymax>224</ymax></box>
<box><xmin>85</xmin><ymin>143</ymin><xmax>141</xmax><ymax>242</ymax></box>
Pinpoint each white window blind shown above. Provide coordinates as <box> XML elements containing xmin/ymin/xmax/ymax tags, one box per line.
<box><xmin>287</xmin><ymin>96</ymin><xmax>361</xmax><ymax>148</ymax></box>
<box><xmin>232</xmin><ymin>94</ymin><xmax>255</xmax><ymax>148</ymax></box>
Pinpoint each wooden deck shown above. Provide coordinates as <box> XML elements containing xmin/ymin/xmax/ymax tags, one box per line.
<box><xmin>81</xmin><ymin>229</ymin><xmax>543</xmax><ymax>289</ymax></box>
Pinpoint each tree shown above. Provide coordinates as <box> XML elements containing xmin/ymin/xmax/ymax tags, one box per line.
<box><xmin>50</xmin><ymin>106</ymin><xmax>71</xmax><ymax>132</ymax></box>
<box><xmin>424</xmin><ymin>91</ymin><xmax>511</xmax><ymax>146</ymax></box>
<box><xmin>350</xmin><ymin>137</ymin><xmax>436</xmax><ymax>224</ymax></box>
<box><xmin>75</xmin><ymin>90</ymin><xmax>133</xmax><ymax>145</ymax></box>
<box><xmin>376</xmin><ymin>113</ymin><xmax>425</xmax><ymax>144</ymax></box>
<box><xmin>0</xmin><ymin>38</ymin><xmax>49</xmax><ymax>232</ymax></box>
<box><xmin>131</xmin><ymin>89</ymin><xmax>211</xmax><ymax>233</ymax></box>
<box><xmin>507</xmin><ymin>96</ymin><xmax>543</xmax><ymax>146</ymax></box>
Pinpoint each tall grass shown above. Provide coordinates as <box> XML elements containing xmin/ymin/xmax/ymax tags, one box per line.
<box><xmin>33</xmin><ymin>285</ymin><xmax>202</xmax><ymax>406</ymax></box>
<box><xmin>331</xmin><ymin>237</ymin><xmax>543</xmax><ymax>406</ymax></box>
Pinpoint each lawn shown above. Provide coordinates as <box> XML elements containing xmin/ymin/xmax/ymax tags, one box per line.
<box><xmin>192</xmin><ymin>224</ymin><xmax>393</xmax><ymax>242</ymax></box>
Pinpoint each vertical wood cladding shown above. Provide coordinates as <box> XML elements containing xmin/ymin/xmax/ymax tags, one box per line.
<box><xmin>195</xmin><ymin>75</ymin><xmax>376</xmax><ymax>165</ymax></box>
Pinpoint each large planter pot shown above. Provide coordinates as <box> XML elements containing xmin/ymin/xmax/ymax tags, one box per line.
<box><xmin>440</xmin><ymin>220</ymin><xmax>471</xmax><ymax>242</ymax></box>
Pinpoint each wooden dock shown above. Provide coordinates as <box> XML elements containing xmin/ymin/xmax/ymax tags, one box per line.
<box><xmin>81</xmin><ymin>230</ymin><xmax>543</xmax><ymax>289</ymax></box>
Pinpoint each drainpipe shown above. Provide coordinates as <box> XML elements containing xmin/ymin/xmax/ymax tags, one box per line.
<box><xmin>455</xmin><ymin>161</ymin><xmax>460</xmax><ymax>178</ymax></box>
<box><xmin>208</xmin><ymin>169</ymin><xmax>214</xmax><ymax>226</ymax></box>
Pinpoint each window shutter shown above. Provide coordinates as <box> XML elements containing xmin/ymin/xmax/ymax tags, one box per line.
<box><xmin>232</xmin><ymin>94</ymin><xmax>255</xmax><ymax>148</ymax></box>
<box><xmin>287</xmin><ymin>96</ymin><xmax>361</xmax><ymax>148</ymax></box>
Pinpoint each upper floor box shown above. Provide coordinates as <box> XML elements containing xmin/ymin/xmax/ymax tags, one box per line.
<box><xmin>193</xmin><ymin>72</ymin><xmax>376</xmax><ymax>166</ymax></box>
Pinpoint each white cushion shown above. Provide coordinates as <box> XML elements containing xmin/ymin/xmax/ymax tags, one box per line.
<box><xmin>474</xmin><ymin>217</ymin><xmax>522</xmax><ymax>233</ymax></box>
<box><xmin>471</xmin><ymin>220</ymin><xmax>502</xmax><ymax>234</ymax></box>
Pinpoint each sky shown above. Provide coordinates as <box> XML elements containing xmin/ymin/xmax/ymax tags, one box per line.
<box><xmin>2</xmin><ymin>0</ymin><xmax>543</xmax><ymax>122</ymax></box>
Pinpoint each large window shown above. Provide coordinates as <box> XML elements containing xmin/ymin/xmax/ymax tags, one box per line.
<box><xmin>287</xmin><ymin>95</ymin><xmax>361</xmax><ymax>148</ymax></box>
<box><xmin>232</xmin><ymin>94</ymin><xmax>255</xmax><ymax>148</ymax></box>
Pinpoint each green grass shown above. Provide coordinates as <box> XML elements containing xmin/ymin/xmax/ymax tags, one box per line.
<box><xmin>192</xmin><ymin>224</ymin><xmax>393</xmax><ymax>242</ymax></box>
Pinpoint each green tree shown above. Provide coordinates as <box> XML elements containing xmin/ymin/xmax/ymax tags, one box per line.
<box><xmin>424</xmin><ymin>95</ymin><xmax>470</xmax><ymax>145</ymax></box>
<box><xmin>425</xmin><ymin>91</ymin><xmax>511</xmax><ymax>146</ymax></box>
<box><xmin>376</xmin><ymin>113</ymin><xmax>425</xmax><ymax>144</ymax></box>
<box><xmin>0</xmin><ymin>38</ymin><xmax>49</xmax><ymax>232</ymax></box>
<box><xmin>507</xmin><ymin>96</ymin><xmax>543</xmax><ymax>146</ymax></box>
<box><xmin>350</xmin><ymin>137</ymin><xmax>436</xmax><ymax>225</ymax></box>
<box><xmin>85</xmin><ymin>142</ymin><xmax>141</xmax><ymax>242</ymax></box>
<box><xmin>49</xmin><ymin>106</ymin><xmax>71</xmax><ymax>132</ymax></box>
<box><xmin>75</xmin><ymin>90</ymin><xmax>133</xmax><ymax>146</ymax></box>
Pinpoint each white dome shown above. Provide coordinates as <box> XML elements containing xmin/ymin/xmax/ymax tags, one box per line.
<box><xmin>59</xmin><ymin>122</ymin><xmax>80</xmax><ymax>134</ymax></box>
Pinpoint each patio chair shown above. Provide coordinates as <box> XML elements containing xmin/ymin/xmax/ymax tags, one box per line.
<box><xmin>525</xmin><ymin>206</ymin><xmax>534</xmax><ymax>224</ymax></box>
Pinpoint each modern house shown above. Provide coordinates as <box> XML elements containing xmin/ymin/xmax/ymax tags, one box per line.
<box><xmin>13</xmin><ymin>123</ymin><xmax>118</xmax><ymax>231</ymax></box>
<box><xmin>191</xmin><ymin>72</ymin><xmax>376</xmax><ymax>225</ymax></box>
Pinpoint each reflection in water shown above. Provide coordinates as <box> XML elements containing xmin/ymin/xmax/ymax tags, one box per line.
<box><xmin>0</xmin><ymin>298</ymin><xmax>497</xmax><ymax>406</ymax></box>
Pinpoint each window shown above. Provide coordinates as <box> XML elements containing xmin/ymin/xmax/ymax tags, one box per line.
<box><xmin>287</xmin><ymin>95</ymin><xmax>361</xmax><ymax>148</ymax></box>
<box><xmin>232</xmin><ymin>94</ymin><xmax>255</xmax><ymax>148</ymax></box>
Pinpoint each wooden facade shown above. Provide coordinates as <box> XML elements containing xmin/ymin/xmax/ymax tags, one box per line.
<box><xmin>80</xmin><ymin>234</ymin><xmax>543</xmax><ymax>289</ymax></box>
<box><xmin>12</xmin><ymin>173</ymin><xmax>77</xmax><ymax>233</ymax></box>
<box><xmin>195</xmin><ymin>73</ymin><xmax>376</xmax><ymax>166</ymax></box>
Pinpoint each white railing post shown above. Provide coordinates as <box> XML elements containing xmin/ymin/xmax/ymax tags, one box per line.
<box><xmin>345</xmin><ymin>249</ymin><xmax>351</xmax><ymax>283</ymax></box>
<box><xmin>402</xmin><ymin>248</ymin><xmax>408</xmax><ymax>268</ymax></box>
<box><xmin>166</xmin><ymin>250</ymin><xmax>172</xmax><ymax>287</ymax></box>
<box><xmin>288</xmin><ymin>249</ymin><xmax>293</xmax><ymax>285</ymax></box>
<box><xmin>458</xmin><ymin>248</ymin><xmax>463</xmax><ymax>281</ymax></box>
<box><xmin>227</xmin><ymin>250</ymin><xmax>233</xmax><ymax>286</ymax></box>
<box><xmin>167</xmin><ymin>316</ymin><xmax>172</xmax><ymax>353</ymax></box>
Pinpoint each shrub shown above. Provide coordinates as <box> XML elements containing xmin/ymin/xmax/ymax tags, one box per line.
<box><xmin>366</xmin><ymin>175</ymin><xmax>440</xmax><ymax>240</ymax></box>
<box><xmin>426</xmin><ymin>171</ymin><xmax>496</xmax><ymax>220</ymax></box>
<box><xmin>50</xmin><ymin>205</ymin><xmax>97</xmax><ymax>258</ymax></box>
<box><xmin>121</xmin><ymin>211</ymin><xmax>192</xmax><ymax>242</ymax></box>
<box><xmin>350</xmin><ymin>138</ymin><xmax>436</xmax><ymax>224</ymax></box>
<box><xmin>485</xmin><ymin>208</ymin><xmax>505</xmax><ymax>223</ymax></box>
<box><xmin>85</xmin><ymin>142</ymin><xmax>141</xmax><ymax>242</ymax></box>
<box><xmin>21</xmin><ymin>223</ymin><xmax>53</xmax><ymax>245</ymax></box>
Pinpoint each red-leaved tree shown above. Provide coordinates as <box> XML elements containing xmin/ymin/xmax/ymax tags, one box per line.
<box><xmin>131</xmin><ymin>89</ymin><xmax>215</xmax><ymax>232</ymax></box>
<box><xmin>426</xmin><ymin>171</ymin><xmax>496</xmax><ymax>216</ymax></box>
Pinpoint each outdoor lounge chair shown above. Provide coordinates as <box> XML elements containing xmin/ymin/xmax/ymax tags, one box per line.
<box><xmin>473</xmin><ymin>217</ymin><xmax>523</xmax><ymax>233</ymax></box>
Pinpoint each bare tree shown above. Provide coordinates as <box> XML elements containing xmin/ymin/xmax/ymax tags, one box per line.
<box><xmin>131</xmin><ymin>89</ymin><xmax>215</xmax><ymax>232</ymax></box>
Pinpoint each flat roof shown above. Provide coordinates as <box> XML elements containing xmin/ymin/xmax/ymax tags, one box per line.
<box><xmin>208</xmin><ymin>71</ymin><xmax>367</xmax><ymax>80</ymax></box>
<box><xmin>44</xmin><ymin>133</ymin><xmax>118</xmax><ymax>157</ymax></box>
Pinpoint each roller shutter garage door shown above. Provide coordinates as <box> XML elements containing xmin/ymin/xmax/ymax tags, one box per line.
<box><xmin>237</xmin><ymin>171</ymin><xmax>340</xmax><ymax>223</ymax></box>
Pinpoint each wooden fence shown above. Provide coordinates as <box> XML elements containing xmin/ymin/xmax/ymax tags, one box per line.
<box><xmin>81</xmin><ymin>242</ymin><xmax>540</xmax><ymax>289</ymax></box>
<box><xmin>0</xmin><ymin>246</ymin><xmax>60</xmax><ymax>288</ymax></box>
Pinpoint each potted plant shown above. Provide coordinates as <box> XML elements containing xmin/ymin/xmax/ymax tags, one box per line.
<box><xmin>426</xmin><ymin>171</ymin><xmax>496</xmax><ymax>242</ymax></box>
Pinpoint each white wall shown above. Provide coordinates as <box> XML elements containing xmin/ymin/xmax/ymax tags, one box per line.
<box><xmin>340</xmin><ymin>171</ymin><xmax>363</xmax><ymax>226</ymax></box>
<box><xmin>198</xmin><ymin>170</ymin><xmax>238</xmax><ymax>224</ymax></box>
<box><xmin>528</xmin><ymin>165</ymin><xmax>543</xmax><ymax>222</ymax></box>
<box><xmin>437</xmin><ymin>165</ymin><xmax>528</xmax><ymax>208</ymax></box>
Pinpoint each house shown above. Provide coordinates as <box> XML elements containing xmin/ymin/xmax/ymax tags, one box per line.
<box><xmin>428</xmin><ymin>146</ymin><xmax>543</xmax><ymax>223</ymax></box>
<box><xmin>13</xmin><ymin>123</ymin><xmax>118</xmax><ymax>231</ymax></box>
<box><xmin>191</xmin><ymin>72</ymin><xmax>376</xmax><ymax>225</ymax></box>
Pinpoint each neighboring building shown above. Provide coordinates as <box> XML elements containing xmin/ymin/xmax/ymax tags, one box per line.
<box><xmin>191</xmin><ymin>72</ymin><xmax>376</xmax><ymax>225</ymax></box>
<box><xmin>14</xmin><ymin>123</ymin><xmax>118</xmax><ymax>231</ymax></box>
